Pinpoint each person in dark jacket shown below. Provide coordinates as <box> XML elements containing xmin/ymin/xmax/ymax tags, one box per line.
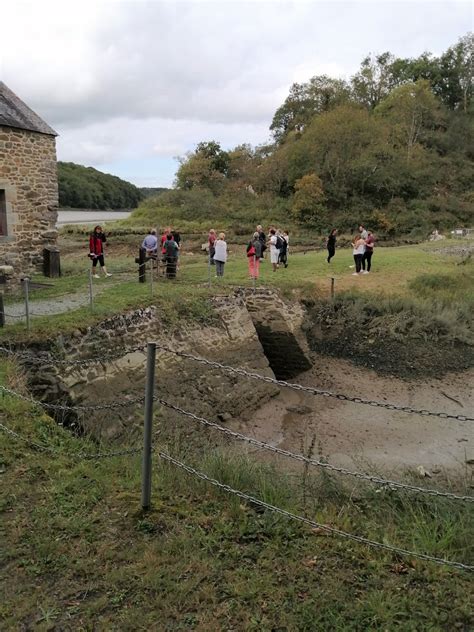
<box><xmin>278</xmin><ymin>231</ymin><xmax>289</xmax><ymax>268</ymax></box>
<box><xmin>89</xmin><ymin>225</ymin><xmax>112</xmax><ymax>278</ymax></box>
<box><xmin>326</xmin><ymin>228</ymin><xmax>337</xmax><ymax>263</ymax></box>
<box><xmin>256</xmin><ymin>224</ymin><xmax>267</xmax><ymax>260</ymax></box>
<box><xmin>164</xmin><ymin>233</ymin><xmax>179</xmax><ymax>278</ymax></box>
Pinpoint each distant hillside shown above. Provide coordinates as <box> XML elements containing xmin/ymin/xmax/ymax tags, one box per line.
<box><xmin>58</xmin><ymin>162</ymin><xmax>143</xmax><ymax>210</ymax></box>
<box><xmin>139</xmin><ymin>187</ymin><xmax>171</xmax><ymax>198</ymax></box>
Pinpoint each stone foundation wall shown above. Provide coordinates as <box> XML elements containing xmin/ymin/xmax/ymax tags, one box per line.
<box><xmin>19</xmin><ymin>296</ymin><xmax>280</xmax><ymax>441</ymax></box>
<box><xmin>0</xmin><ymin>125</ymin><xmax>58</xmax><ymax>283</ymax></box>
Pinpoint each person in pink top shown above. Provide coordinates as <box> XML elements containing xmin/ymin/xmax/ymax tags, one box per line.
<box><xmin>208</xmin><ymin>229</ymin><xmax>217</xmax><ymax>265</ymax></box>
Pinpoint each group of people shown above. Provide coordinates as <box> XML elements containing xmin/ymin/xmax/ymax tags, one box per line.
<box><xmin>141</xmin><ymin>227</ymin><xmax>181</xmax><ymax>277</ymax></box>
<box><xmin>207</xmin><ymin>225</ymin><xmax>290</xmax><ymax>279</ymax></box>
<box><xmin>326</xmin><ymin>224</ymin><xmax>375</xmax><ymax>274</ymax></box>
<box><xmin>89</xmin><ymin>222</ymin><xmax>374</xmax><ymax>281</ymax></box>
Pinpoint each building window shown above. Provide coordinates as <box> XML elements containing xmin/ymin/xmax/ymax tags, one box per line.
<box><xmin>0</xmin><ymin>190</ymin><xmax>7</xmax><ymax>236</ymax></box>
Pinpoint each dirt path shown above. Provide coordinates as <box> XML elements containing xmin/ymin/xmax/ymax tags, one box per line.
<box><xmin>231</xmin><ymin>353</ymin><xmax>474</xmax><ymax>481</ymax></box>
<box><xmin>3</xmin><ymin>275</ymin><xmax>133</xmax><ymax>323</ymax></box>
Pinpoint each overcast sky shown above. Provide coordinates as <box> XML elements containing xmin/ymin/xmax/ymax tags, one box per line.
<box><xmin>1</xmin><ymin>0</ymin><xmax>471</xmax><ymax>187</ymax></box>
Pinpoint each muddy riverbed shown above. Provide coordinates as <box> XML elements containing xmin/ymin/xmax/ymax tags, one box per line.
<box><xmin>231</xmin><ymin>352</ymin><xmax>474</xmax><ymax>480</ymax></box>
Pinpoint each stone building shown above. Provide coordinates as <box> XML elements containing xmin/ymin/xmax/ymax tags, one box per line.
<box><xmin>0</xmin><ymin>81</ymin><xmax>58</xmax><ymax>282</ymax></box>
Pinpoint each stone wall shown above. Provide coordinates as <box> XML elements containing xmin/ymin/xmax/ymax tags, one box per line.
<box><xmin>0</xmin><ymin>125</ymin><xmax>58</xmax><ymax>283</ymax></box>
<box><xmin>19</xmin><ymin>296</ymin><xmax>281</xmax><ymax>441</ymax></box>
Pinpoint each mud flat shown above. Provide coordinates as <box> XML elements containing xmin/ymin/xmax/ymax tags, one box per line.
<box><xmin>231</xmin><ymin>353</ymin><xmax>474</xmax><ymax>480</ymax></box>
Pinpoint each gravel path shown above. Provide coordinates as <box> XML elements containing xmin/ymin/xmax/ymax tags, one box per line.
<box><xmin>3</xmin><ymin>276</ymin><xmax>133</xmax><ymax>324</ymax></box>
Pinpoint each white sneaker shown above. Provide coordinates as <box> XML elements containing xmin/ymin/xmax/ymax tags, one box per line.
<box><xmin>93</xmin><ymin>274</ymin><xmax>100</xmax><ymax>279</ymax></box>
<box><xmin>352</xmin><ymin>272</ymin><xmax>359</xmax><ymax>276</ymax></box>
<box><xmin>362</xmin><ymin>270</ymin><xmax>369</xmax><ymax>274</ymax></box>
<box><xmin>105</xmin><ymin>273</ymin><xmax>112</xmax><ymax>277</ymax></box>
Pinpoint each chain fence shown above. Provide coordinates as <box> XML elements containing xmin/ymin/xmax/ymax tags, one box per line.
<box><xmin>1</xmin><ymin>343</ymin><xmax>471</xmax><ymax>422</ymax></box>
<box><xmin>2</xmin><ymin>382</ymin><xmax>471</xmax><ymax>503</ymax></box>
<box><xmin>0</xmin><ymin>421</ymin><xmax>142</xmax><ymax>461</ymax></box>
<box><xmin>2</xmin><ymin>384</ymin><xmax>473</xmax><ymax>571</ymax></box>
<box><xmin>0</xmin><ymin>384</ymin><xmax>146</xmax><ymax>412</ymax></box>
<box><xmin>159</xmin><ymin>451</ymin><xmax>474</xmax><ymax>572</ymax></box>
<box><xmin>153</xmin><ymin>344</ymin><xmax>474</xmax><ymax>423</ymax></box>
<box><xmin>158</xmin><ymin>398</ymin><xmax>474</xmax><ymax>503</ymax></box>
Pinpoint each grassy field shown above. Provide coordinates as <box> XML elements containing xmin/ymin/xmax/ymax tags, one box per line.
<box><xmin>1</xmin><ymin>357</ymin><xmax>473</xmax><ymax>630</ymax></box>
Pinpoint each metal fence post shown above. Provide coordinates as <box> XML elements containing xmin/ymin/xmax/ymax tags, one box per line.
<box><xmin>149</xmin><ymin>259</ymin><xmax>154</xmax><ymax>297</ymax></box>
<box><xmin>88</xmin><ymin>270</ymin><xmax>94</xmax><ymax>312</ymax></box>
<box><xmin>253</xmin><ymin>254</ymin><xmax>257</xmax><ymax>292</ymax></box>
<box><xmin>141</xmin><ymin>342</ymin><xmax>156</xmax><ymax>510</ymax></box>
<box><xmin>137</xmin><ymin>248</ymin><xmax>146</xmax><ymax>283</ymax></box>
<box><xmin>330</xmin><ymin>277</ymin><xmax>335</xmax><ymax>300</ymax></box>
<box><xmin>24</xmin><ymin>277</ymin><xmax>30</xmax><ymax>331</ymax></box>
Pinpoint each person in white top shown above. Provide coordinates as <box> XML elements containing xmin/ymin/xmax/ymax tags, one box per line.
<box><xmin>359</xmin><ymin>224</ymin><xmax>368</xmax><ymax>240</ymax></box>
<box><xmin>352</xmin><ymin>234</ymin><xmax>366</xmax><ymax>274</ymax></box>
<box><xmin>214</xmin><ymin>232</ymin><xmax>227</xmax><ymax>277</ymax></box>
<box><xmin>267</xmin><ymin>228</ymin><xmax>279</xmax><ymax>272</ymax></box>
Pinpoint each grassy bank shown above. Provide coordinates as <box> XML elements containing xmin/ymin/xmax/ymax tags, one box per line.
<box><xmin>1</xmin><ymin>360</ymin><xmax>473</xmax><ymax>630</ymax></box>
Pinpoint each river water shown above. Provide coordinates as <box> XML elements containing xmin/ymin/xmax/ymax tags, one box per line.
<box><xmin>57</xmin><ymin>210</ymin><xmax>131</xmax><ymax>226</ymax></box>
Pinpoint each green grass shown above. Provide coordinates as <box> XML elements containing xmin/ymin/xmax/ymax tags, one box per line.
<box><xmin>1</xmin><ymin>359</ymin><xmax>473</xmax><ymax>630</ymax></box>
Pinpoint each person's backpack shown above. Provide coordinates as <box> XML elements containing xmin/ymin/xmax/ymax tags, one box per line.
<box><xmin>275</xmin><ymin>235</ymin><xmax>284</xmax><ymax>250</ymax></box>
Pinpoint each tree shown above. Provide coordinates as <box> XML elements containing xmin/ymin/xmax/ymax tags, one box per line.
<box><xmin>195</xmin><ymin>141</ymin><xmax>230</xmax><ymax>175</ymax></box>
<box><xmin>437</xmin><ymin>33</ymin><xmax>473</xmax><ymax>112</ymax></box>
<box><xmin>175</xmin><ymin>141</ymin><xmax>230</xmax><ymax>194</ymax></box>
<box><xmin>375</xmin><ymin>80</ymin><xmax>445</xmax><ymax>161</ymax></box>
<box><xmin>270</xmin><ymin>75</ymin><xmax>352</xmax><ymax>142</ymax></box>
<box><xmin>351</xmin><ymin>52</ymin><xmax>398</xmax><ymax>109</ymax></box>
<box><xmin>291</xmin><ymin>173</ymin><xmax>327</xmax><ymax>226</ymax></box>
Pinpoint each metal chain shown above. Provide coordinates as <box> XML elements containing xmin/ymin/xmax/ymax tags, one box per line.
<box><xmin>153</xmin><ymin>345</ymin><xmax>474</xmax><ymax>422</ymax></box>
<box><xmin>158</xmin><ymin>399</ymin><xmax>474</xmax><ymax>503</ymax></box>
<box><xmin>1</xmin><ymin>342</ymin><xmax>471</xmax><ymax>421</ymax></box>
<box><xmin>0</xmin><ymin>345</ymin><xmax>147</xmax><ymax>367</ymax></box>
<box><xmin>159</xmin><ymin>451</ymin><xmax>474</xmax><ymax>572</ymax></box>
<box><xmin>0</xmin><ymin>311</ymin><xmax>25</xmax><ymax>320</ymax></box>
<box><xmin>0</xmin><ymin>421</ymin><xmax>56</xmax><ymax>453</ymax></box>
<box><xmin>0</xmin><ymin>420</ymin><xmax>142</xmax><ymax>461</ymax></box>
<box><xmin>0</xmin><ymin>384</ymin><xmax>146</xmax><ymax>412</ymax></box>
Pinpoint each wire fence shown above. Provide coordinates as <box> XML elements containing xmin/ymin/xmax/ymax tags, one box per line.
<box><xmin>1</xmin><ymin>382</ymin><xmax>472</xmax><ymax>503</ymax></box>
<box><xmin>2</xmin><ymin>341</ymin><xmax>473</xmax><ymax>571</ymax></box>
<box><xmin>1</xmin><ymin>343</ymin><xmax>471</xmax><ymax>422</ymax></box>
<box><xmin>0</xmin><ymin>421</ymin><xmax>142</xmax><ymax>461</ymax></box>
<box><xmin>1</xmin><ymin>418</ymin><xmax>472</xmax><ymax>571</ymax></box>
<box><xmin>159</xmin><ymin>452</ymin><xmax>474</xmax><ymax>572</ymax></box>
<box><xmin>157</xmin><ymin>398</ymin><xmax>474</xmax><ymax>503</ymax></box>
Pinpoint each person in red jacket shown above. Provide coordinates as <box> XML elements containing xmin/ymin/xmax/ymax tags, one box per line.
<box><xmin>89</xmin><ymin>225</ymin><xmax>112</xmax><ymax>278</ymax></box>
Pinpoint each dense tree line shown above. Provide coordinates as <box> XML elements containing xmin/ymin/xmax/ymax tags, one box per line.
<box><xmin>165</xmin><ymin>33</ymin><xmax>473</xmax><ymax>236</ymax></box>
<box><xmin>140</xmin><ymin>187</ymin><xmax>170</xmax><ymax>199</ymax></box>
<box><xmin>58</xmin><ymin>162</ymin><xmax>143</xmax><ymax>209</ymax></box>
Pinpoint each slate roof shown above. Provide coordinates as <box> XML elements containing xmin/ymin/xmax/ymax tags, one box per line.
<box><xmin>0</xmin><ymin>81</ymin><xmax>57</xmax><ymax>136</ymax></box>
